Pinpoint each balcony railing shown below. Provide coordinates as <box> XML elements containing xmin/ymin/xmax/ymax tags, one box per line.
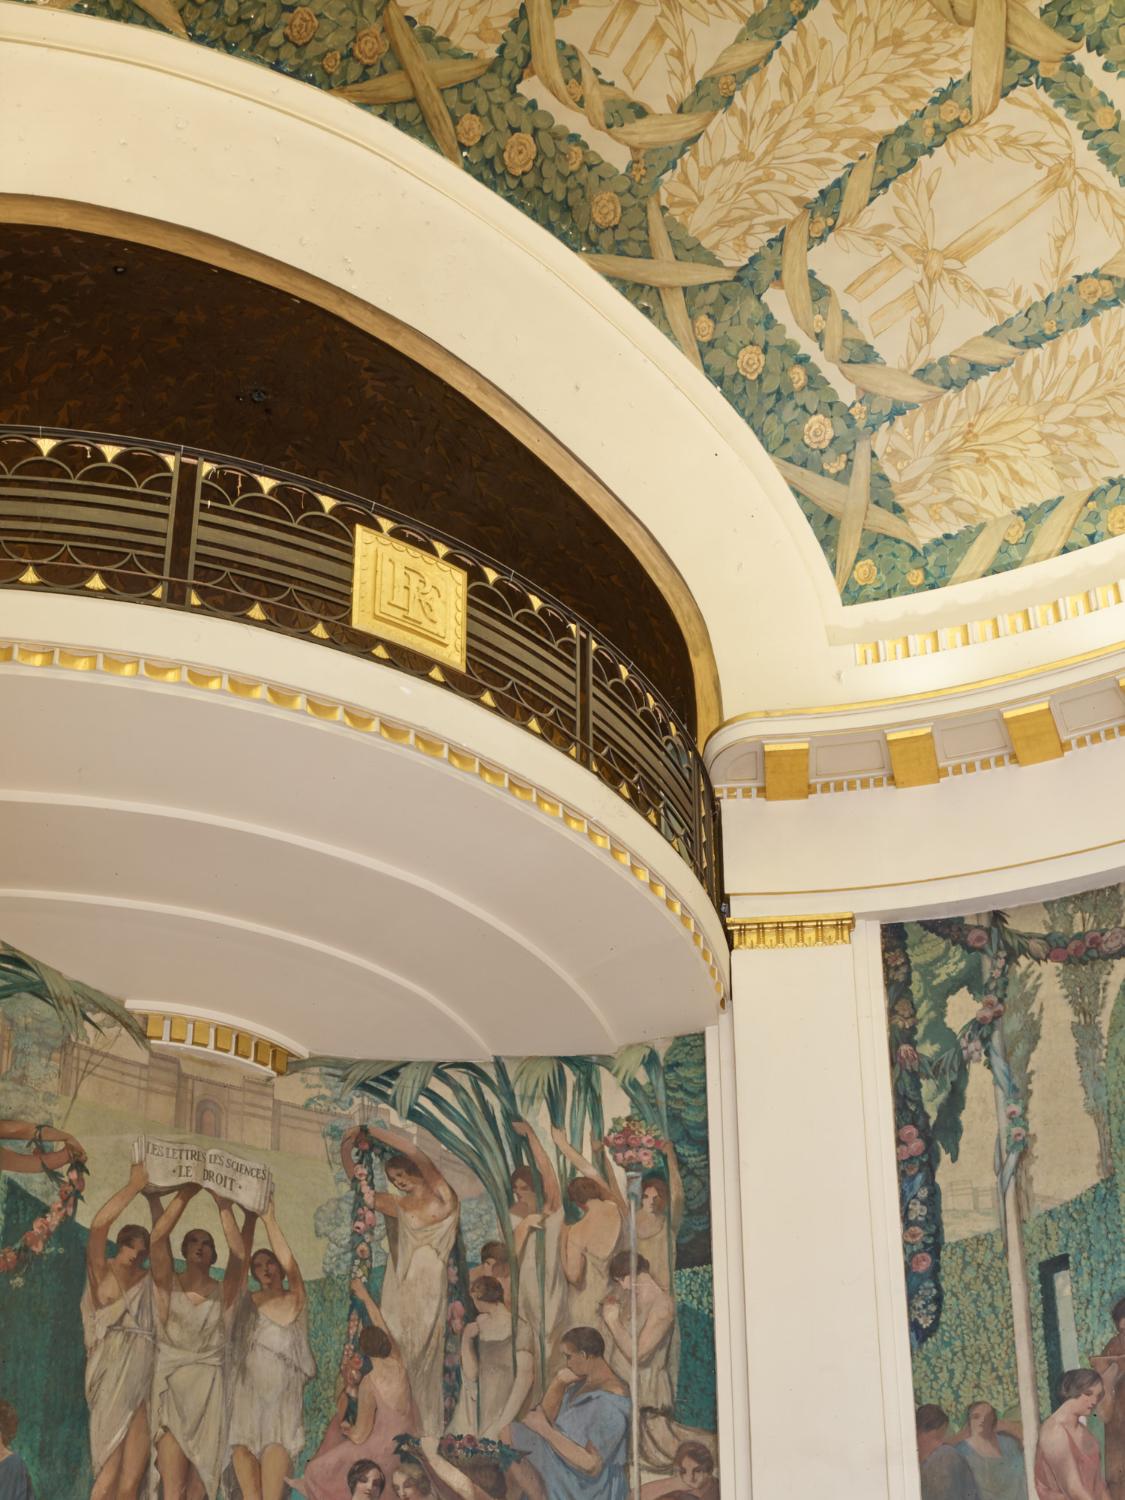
<box><xmin>0</xmin><ymin>427</ymin><xmax>721</xmax><ymax>906</ymax></box>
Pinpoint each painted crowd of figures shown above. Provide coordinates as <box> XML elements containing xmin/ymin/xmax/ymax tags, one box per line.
<box><xmin>915</xmin><ymin>1310</ymin><xmax>1125</xmax><ymax>1500</ymax></box>
<box><xmin>0</xmin><ymin>1116</ymin><xmax>718</xmax><ymax>1500</ymax></box>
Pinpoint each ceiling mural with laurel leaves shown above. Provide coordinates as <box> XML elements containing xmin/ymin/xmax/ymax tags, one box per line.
<box><xmin>16</xmin><ymin>0</ymin><xmax>1125</xmax><ymax>602</ymax></box>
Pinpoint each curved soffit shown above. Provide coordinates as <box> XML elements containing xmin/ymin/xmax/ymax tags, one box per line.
<box><xmin>0</xmin><ymin>599</ymin><xmax>728</xmax><ymax>1056</ymax></box>
<box><xmin>3</xmin><ymin>0</ymin><xmax>1125</xmax><ymax>611</ymax></box>
<box><xmin>0</xmin><ymin>220</ymin><xmax>706</xmax><ymax>730</ymax></box>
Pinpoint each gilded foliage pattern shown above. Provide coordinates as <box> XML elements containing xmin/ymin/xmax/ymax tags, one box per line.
<box><xmin>25</xmin><ymin>0</ymin><xmax>1125</xmax><ymax>599</ymax></box>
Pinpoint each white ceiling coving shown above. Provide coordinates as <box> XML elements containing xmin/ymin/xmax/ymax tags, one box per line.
<box><xmin>0</xmin><ymin>598</ymin><xmax>726</xmax><ymax>1059</ymax></box>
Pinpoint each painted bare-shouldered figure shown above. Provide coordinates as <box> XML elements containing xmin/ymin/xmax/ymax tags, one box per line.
<box><xmin>227</xmin><ymin>1196</ymin><xmax>316</xmax><ymax>1500</ymax></box>
<box><xmin>149</xmin><ymin>1182</ymin><xmax>249</xmax><ymax>1500</ymax></box>
<box><xmin>296</xmin><ymin>1278</ymin><xmax>417</xmax><ymax>1500</ymax></box>
<box><xmin>341</xmin><ymin>1124</ymin><xmax>459</xmax><ymax>1435</ymax></box>
<box><xmin>82</xmin><ymin>1161</ymin><xmax>162</xmax><ymax>1500</ymax></box>
<box><xmin>550</xmin><ymin>1127</ymin><xmax>623</xmax><ymax>1336</ymax></box>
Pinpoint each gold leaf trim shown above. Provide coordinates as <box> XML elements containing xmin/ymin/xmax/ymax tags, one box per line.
<box><xmin>136</xmin><ymin>1011</ymin><xmax>292</xmax><ymax>1075</ymax></box>
<box><xmin>728</xmin><ymin>914</ymin><xmax>855</xmax><ymax>950</ymax></box>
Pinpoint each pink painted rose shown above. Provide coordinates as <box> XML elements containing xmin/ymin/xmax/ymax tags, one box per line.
<box><xmin>903</xmin><ymin>1226</ymin><xmax>924</xmax><ymax>1244</ymax></box>
<box><xmin>898</xmin><ymin>1125</ymin><xmax>919</xmax><ymax>1144</ymax></box>
<box><xmin>1068</xmin><ymin>938</ymin><xmax>1087</xmax><ymax>958</ymax></box>
<box><xmin>909</xmin><ymin>1140</ymin><xmax>925</xmax><ymax>1157</ymax></box>
<box><xmin>1006</xmin><ymin>1104</ymin><xmax>1020</xmax><ymax>1119</ymax></box>
<box><xmin>355</xmin><ymin>1243</ymin><xmax>370</xmax><ymax>1260</ymax></box>
<box><xmin>1101</xmin><ymin>927</ymin><xmax>1125</xmax><ymax>955</ymax></box>
<box><xmin>910</xmin><ymin>1252</ymin><xmax>932</xmax><ymax>1273</ymax></box>
<box><xmin>1049</xmin><ymin>947</ymin><xmax>1069</xmax><ymax>962</ymax></box>
<box><xmin>1011</xmin><ymin>1127</ymin><xmax>1026</xmax><ymax>1142</ymax></box>
<box><xmin>1087</xmin><ymin>931</ymin><xmax>1103</xmax><ymax>948</ymax></box>
<box><xmin>896</xmin><ymin>1145</ymin><xmax>911</xmax><ymax>1161</ymax></box>
<box><xmin>0</xmin><ymin>1248</ymin><xmax>18</xmax><ymax>1272</ymax></box>
<box><xmin>966</xmin><ymin>928</ymin><xmax>989</xmax><ymax>949</ymax></box>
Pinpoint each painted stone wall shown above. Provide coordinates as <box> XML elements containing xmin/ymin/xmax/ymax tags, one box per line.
<box><xmin>0</xmin><ymin>952</ymin><xmax>718</xmax><ymax>1499</ymax></box>
<box><xmin>883</xmin><ymin>884</ymin><xmax>1125</xmax><ymax>1500</ymax></box>
<box><xmin>11</xmin><ymin>0</ymin><xmax>1125</xmax><ymax>599</ymax></box>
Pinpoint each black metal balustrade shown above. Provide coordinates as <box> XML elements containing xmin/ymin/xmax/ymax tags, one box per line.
<box><xmin>0</xmin><ymin>427</ymin><xmax>722</xmax><ymax>906</ymax></box>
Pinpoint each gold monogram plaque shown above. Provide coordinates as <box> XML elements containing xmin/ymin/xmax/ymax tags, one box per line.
<box><xmin>351</xmin><ymin>526</ymin><xmax>468</xmax><ymax>671</ymax></box>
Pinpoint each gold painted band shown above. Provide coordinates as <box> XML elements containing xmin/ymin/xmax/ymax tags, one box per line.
<box><xmin>712</xmin><ymin>637</ymin><xmax>1125</xmax><ymax>734</ymax></box>
<box><xmin>727</xmin><ymin>832</ymin><xmax>1125</xmax><ymax>897</ymax></box>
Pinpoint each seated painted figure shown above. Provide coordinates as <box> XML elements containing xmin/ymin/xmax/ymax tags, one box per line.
<box><xmin>955</xmin><ymin>1403</ymin><xmax>1026</xmax><ymax>1500</ymax></box>
<box><xmin>917</xmin><ymin>1406</ymin><xmax>982</xmax><ymax>1500</ymax></box>
<box><xmin>508</xmin><ymin>1326</ymin><xmax>630</xmax><ymax>1500</ymax></box>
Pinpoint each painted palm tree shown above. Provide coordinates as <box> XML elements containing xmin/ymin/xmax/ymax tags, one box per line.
<box><xmin>0</xmin><ymin>940</ymin><xmax>147</xmax><ymax>1047</ymax></box>
<box><xmin>298</xmin><ymin>1047</ymin><xmax>672</xmax><ymax>1376</ymax></box>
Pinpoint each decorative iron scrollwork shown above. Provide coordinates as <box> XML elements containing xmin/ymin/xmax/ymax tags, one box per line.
<box><xmin>0</xmin><ymin>425</ymin><xmax>721</xmax><ymax>905</ymax></box>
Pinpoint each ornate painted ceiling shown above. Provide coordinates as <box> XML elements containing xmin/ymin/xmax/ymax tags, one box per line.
<box><xmin>14</xmin><ymin>0</ymin><xmax>1125</xmax><ymax>601</ymax></box>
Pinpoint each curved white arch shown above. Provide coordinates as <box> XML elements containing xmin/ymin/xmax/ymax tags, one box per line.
<box><xmin>0</xmin><ymin>4</ymin><xmax>837</xmax><ymax>721</ymax></box>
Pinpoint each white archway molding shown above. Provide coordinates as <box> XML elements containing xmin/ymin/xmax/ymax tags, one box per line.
<box><xmin>0</xmin><ymin>3</ymin><xmax>830</xmax><ymax>720</ymax></box>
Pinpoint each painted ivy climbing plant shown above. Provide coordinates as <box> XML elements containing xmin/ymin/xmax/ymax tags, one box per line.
<box><xmin>885</xmin><ymin>911</ymin><xmax>1125</xmax><ymax>1348</ymax></box>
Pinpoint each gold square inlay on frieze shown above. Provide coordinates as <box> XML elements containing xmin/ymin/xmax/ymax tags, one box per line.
<box><xmin>351</xmin><ymin>525</ymin><xmax>467</xmax><ymax>672</ymax></box>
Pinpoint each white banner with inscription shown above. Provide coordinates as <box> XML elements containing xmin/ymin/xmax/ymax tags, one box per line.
<box><xmin>132</xmin><ymin>1135</ymin><xmax>272</xmax><ymax>1214</ymax></box>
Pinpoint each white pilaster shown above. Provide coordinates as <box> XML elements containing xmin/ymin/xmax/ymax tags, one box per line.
<box><xmin>706</xmin><ymin>1014</ymin><xmax>752</xmax><ymax>1497</ymax></box>
<box><xmin>730</xmin><ymin>931</ymin><xmax>918</xmax><ymax>1499</ymax></box>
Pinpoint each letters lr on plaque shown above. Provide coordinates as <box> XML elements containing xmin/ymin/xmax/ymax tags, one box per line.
<box><xmin>351</xmin><ymin>525</ymin><xmax>468</xmax><ymax>672</ymax></box>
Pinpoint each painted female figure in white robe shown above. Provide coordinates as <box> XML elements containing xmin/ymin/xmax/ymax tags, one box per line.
<box><xmin>227</xmin><ymin>1197</ymin><xmax>316</xmax><ymax>1500</ymax></box>
<box><xmin>453</xmin><ymin>1276</ymin><xmax>534</xmax><ymax>1439</ymax></box>
<box><xmin>82</xmin><ymin>1161</ymin><xmax>162</xmax><ymax>1500</ymax></box>
<box><xmin>149</xmin><ymin>1182</ymin><xmax>248</xmax><ymax>1500</ymax></box>
<box><xmin>343</xmin><ymin>1124</ymin><xmax>459</xmax><ymax>1437</ymax></box>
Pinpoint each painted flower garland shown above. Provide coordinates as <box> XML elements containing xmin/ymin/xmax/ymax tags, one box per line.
<box><xmin>339</xmin><ymin>1126</ymin><xmax>381</xmax><ymax>1417</ymax></box>
<box><xmin>395</xmin><ymin>1432</ymin><xmax>525</xmax><ymax>1470</ymax></box>
<box><xmin>886</xmin><ymin>912</ymin><xmax>1125</xmax><ymax>1346</ymax></box>
<box><xmin>0</xmin><ymin>1133</ymin><xmax>87</xmax><ymax>1278</ymax></box>
<box><xmin>604</xmin><ymin>1116</ymin><xmax>668</xmax><ymax>1171</ymax></box>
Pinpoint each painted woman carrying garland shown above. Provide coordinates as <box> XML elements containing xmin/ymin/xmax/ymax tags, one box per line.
<box><xmin>340</xmin><ymin>1124</ymin><xmax>459</xmax><ymax>1436</ymax></box>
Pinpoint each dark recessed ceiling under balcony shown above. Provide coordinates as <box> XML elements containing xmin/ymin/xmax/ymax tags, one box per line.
<box><xmin>0</xmin><ymin>223</ymin><xmax>697</xmax><ymax>728</ymax></box>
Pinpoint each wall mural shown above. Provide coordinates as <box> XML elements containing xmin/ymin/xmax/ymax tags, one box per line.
<box><xmin>13</xmin><ymin>0</ymin><xmax>1125</xmax><ymax>600</ymax></box>
<box><xmin>883</xmin><ymin>884</ymin><xmax>1125</xmax><ymax>1500</ymax></box>
<box><xmin>0</xmin><ymin>942</ymin><xmax>719</xmax><ymax>1500</ymax></box>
